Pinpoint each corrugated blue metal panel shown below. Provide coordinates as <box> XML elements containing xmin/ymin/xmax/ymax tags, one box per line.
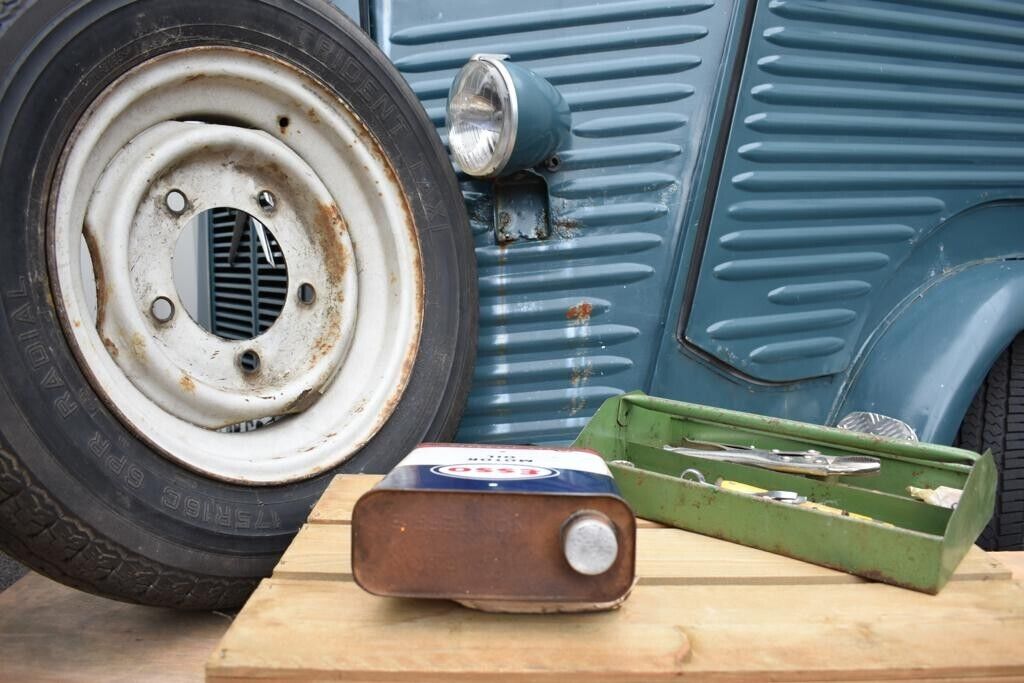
<box><xmin>377</xmin><ymin>0</ymin><xmax>738</xmax><ymax>444</ymax></box>
<box><xmin>685</xmin><ymin>0</ymin><xmax>1024</xmax><ymax>382</ymax></box>
<box><xmin>327</xmin><ymin>0</ymin><xmax>361</xmax><ymax>22</ymax></box>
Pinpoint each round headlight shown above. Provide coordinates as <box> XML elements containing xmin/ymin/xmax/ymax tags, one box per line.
<box><xmin>446</xmin><ymin>55</ymin><xmax>517</xmax><ymax>177</ymax></box>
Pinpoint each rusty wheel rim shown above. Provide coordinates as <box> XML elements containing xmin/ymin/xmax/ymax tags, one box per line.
<box><xmin>49</xmin><ymin>47</ymin><xmax>424</xmax><ymax>484</ymax></box>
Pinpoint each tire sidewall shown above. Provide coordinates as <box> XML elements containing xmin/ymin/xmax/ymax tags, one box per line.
<box><xmin>0</xmin><ymin>0</ymin><xmax>474</xmax><ymax>579</ymax></box>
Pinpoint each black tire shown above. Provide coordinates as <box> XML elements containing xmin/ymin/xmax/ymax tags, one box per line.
<box><xmin>954</xmin><ymin>335</ymin><xmax>1024</xmax><ymax>551</ymax></box>
<box><xmin>0</xmin><ymin>0</ymin><xmax>476</xmax><ymax>608</ymax></box>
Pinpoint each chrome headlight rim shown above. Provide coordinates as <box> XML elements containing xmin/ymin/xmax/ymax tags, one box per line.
<box><xmin>446</xmin><ymin>53</ymin><xmax>519</xmax><ymax>178</ymax></box>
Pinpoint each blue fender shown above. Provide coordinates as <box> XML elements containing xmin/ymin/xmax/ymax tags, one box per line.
<box><xmin>832</xmin><ymin>259</ymin><xmax>1024</xmax><ymax>445</ymax></box>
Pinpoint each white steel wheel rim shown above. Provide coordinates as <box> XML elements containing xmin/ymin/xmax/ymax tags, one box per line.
<box><xmin>50</xmin><ymin>47</ymin><xmax>423</xmax><ymax>484</ymax></box>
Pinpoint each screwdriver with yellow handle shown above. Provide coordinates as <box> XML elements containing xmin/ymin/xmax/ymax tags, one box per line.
<box><xmin>717</xmin><ymin>479</ymin><xmax>889</xmax><ymax>525</ymax></box>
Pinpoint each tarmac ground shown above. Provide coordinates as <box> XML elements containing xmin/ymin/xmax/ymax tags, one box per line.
<box><xmin>0</xmin><ymin>552</ymin><xmax>26</xmax><ymax>592</ymax></box>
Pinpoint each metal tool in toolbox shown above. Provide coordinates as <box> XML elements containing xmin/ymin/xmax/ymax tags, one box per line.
<box><xmin>351</xmin><ymin>444</ymin><xmax>636</xmax><ymax>613</ymax></box>
<box><xmin>663</xmin><ymin>441</ymin><xmax>881</xmax><ymax>476</ymax></box>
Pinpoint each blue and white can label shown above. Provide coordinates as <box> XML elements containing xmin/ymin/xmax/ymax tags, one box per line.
<box><xmin>378</xmin><ymin>445</ymin><xmax>620</xmax><ymax>496</ymax></box>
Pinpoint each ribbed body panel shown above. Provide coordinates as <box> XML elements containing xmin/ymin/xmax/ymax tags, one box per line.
<box><xmin>379</xmin><ymin>0</ymin><xmax>737</xmax><ymax>443</ymax></box>
<box><xmin>685</xmin><ymin>0</ymin><xmax>1024</xmax><ymax>382</ymax></box>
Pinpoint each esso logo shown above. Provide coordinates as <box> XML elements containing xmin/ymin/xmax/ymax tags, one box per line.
<box><xmin>431</xmin><ymin>464</ymin><xmax>559</xmax><ymax>481</ymax></box>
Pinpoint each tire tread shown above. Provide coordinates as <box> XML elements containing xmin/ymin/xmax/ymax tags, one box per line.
<box><xmin>954</xmin><ymin>335</ymin><xmax>1024</xmax><ymax>550</ymax></box>
<box><xmin>0</xmin><ymin>444</ymin><xmax>256</xmax><ymax>608</ymax></box>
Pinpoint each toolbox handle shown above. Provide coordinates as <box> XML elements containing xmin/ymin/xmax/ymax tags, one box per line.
<box><xmin>619</xmin><ymin>394</ymin><xmax>979</xmax><ymax>466</ymax></box>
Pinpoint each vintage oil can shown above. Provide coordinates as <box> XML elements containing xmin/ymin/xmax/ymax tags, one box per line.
<box><xmin>351</xmin><ymin>444</ymin><xmax>636</xmax><ymax>612</ymax></box>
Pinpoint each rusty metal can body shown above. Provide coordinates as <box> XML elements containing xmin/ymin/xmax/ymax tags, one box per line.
<box><xmin>351</xmin><ymin>444</ymin><xmax>636</xmax><ymax>612</ymax></box>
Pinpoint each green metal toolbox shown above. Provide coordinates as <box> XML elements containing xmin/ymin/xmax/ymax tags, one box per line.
<box><xmin>573</xmin><ymin>393</ymin><xmax>997</xmax><ymax>594</ymax></box>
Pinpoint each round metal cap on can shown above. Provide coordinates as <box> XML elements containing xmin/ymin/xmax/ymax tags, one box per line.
<box><xmin>561</xmin><ymin>511</ymin><xmax>619</xmax><ymax>576</ymax></box>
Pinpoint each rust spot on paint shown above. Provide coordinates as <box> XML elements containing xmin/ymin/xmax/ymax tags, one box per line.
<box><xmin>102</xmin><ymin>337</ymin><xmax>119</xmax><ymax>358</ymax></box>
<box><xmin>313</xmin><ymin>201</ymin><xmax>350</xmax><ymax>287</ymax></box>
<box><xmin>569</xmin><ymin>400</ymin><xmax>586</xmax><ymax>416</ymax></box>
<box><xmin>390</xmin><ymin>335</ymin><xmax>419</xmax><ymax>414</ymax></box>
<box><xmin>307</xmin><ymin>331</ymin><xmax>337</xmax><ymax>367</ymax></box>
<box><xmin>130</xmin><ymin>332</ymin><xmax>147</xmax><ymax>360</ymax></box>
<box><xmin>82</xmin><ymin>224</ymin><xmax>108</xmax><ymax>330</ymax></box>
<box><xmin>552</xmin><ymin>216</ymin><xmax>581</xmax><ymax>239</ymax></box>
<box><xmin>566</xmin><ymin>302</ymin><xmax>593</xmax><ymax>324</ymax></box>
<box><xmin>179</xmin><ymin>375</ymin><xmax>196</xmax><ymax>393</ymax></box>
<box><xmin>306</xmin><ymin>106</ymin><xmax>320</xmax><ymax>124</ymax></box>
<box><xmin>570</xmin><ymin>364</ymin><xmax>593</xmax><ymax>387</ymax></box>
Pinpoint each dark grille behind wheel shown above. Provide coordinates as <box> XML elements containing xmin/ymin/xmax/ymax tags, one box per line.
<box><xmin>208</xmin><ymin>208</ymin><xmax>287</xmax><ymax>340</ymax></box>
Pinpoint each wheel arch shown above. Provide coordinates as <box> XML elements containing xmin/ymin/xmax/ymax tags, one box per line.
<box><xmin>831</xmin><ymin>258</ymin><xmax>1024</xmax><ymax>444</ymax></box>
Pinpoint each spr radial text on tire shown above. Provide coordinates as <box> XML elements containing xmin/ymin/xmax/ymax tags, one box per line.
<box><xmin>0</xmin><ymin>0</ymin><xmax>476</xmax><ymax>608</ymax></box>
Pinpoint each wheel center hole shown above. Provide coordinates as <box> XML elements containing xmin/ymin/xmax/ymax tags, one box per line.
<box><xmin>173</xmin><ymin>207</ymin><xmax>288</xmax><ymax>341</ymax></box>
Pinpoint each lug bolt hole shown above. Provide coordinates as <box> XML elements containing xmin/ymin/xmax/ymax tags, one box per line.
<box><xmin>239</xmin><ymin>350</ymin><xmax>261</xmax><ymax>374</ymax></box>
<box><xmin>150</xmin><ymin>296</ymin><xmax>175</xmax><ymax>323</ymax></box>
<box><xmin>165</xmin><ymin>190</ymin><xmax>188</xmax><ymax>215</ymax></box>
<box><xmin>297</xmin><ymin>282</ymin><xmax>316</xmax><ymax>306</ymax></box>
<box><xmin>257</xmin><ymin>191</ymin><xmax>276</xmax><ymax>214</ymax></box>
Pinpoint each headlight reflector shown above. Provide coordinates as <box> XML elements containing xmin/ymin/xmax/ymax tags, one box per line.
<box><xmin>446</xmin><ymin>55</ymin><xmax>517</xmax><ymax>177</ymax></box>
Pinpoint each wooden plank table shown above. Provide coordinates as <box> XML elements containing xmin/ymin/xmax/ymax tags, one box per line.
<box><xmin>208</xmin><ymin>474</ymin><xmax>1024</xmax><ymax>682</ymax></box>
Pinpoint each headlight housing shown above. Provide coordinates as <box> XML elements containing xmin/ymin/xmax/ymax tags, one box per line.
<box><xmin>446</xmin><ymin>55</ymin><xmax>518</xmax><ymax>177</ymax></box>
<box><xmin>447</xmin><ymin>54</ymin><xmax>570</xmax><ymax>178</ymax></box>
